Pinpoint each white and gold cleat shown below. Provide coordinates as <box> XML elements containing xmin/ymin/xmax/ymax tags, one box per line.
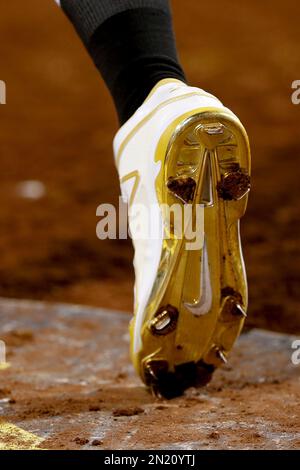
<box><xmin>114</xmin><ymin>79</ymin><xmax>251</xmax><ymax>398</ymax></box>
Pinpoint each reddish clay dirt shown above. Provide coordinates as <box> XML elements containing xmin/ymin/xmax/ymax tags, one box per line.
<box><xmin>0</xmin><ymin>1</ymin><xmax>300</xmax><ymax>333</ymax></box>
<box><xmin>0</xmin><ymin>1</ymin><xmax>300</xmax><ymax>450</ymax></box>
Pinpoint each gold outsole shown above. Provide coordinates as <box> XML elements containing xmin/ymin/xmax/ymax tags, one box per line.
<box><xmin>130</xmin><ymin>107</ymin><xmax>251</xmax><ymax>398</ymax></box>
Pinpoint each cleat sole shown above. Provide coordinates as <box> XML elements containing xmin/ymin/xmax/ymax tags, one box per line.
<box><xmin>130</xmin><ymin>107</ymin><xmax>251</xmax><ymax>397</ymax></box>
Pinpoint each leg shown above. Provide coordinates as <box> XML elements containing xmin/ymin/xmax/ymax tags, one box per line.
<box><xmin>55</xmin><ymin>0</ymin><xmax>251</xmax><ymax>398</ymax></box>
<box><xmin>55</xmin><ymin>0</ymin><xmax>186</xmax><ymax>124</ymax></box>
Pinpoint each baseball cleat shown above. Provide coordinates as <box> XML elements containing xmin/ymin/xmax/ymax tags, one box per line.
<box><xmin>114</xmin><ymin>79</ymin><xmax>251</xmax><ymax>398</ymax></box>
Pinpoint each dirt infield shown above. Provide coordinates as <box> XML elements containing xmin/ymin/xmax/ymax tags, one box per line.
<box><xmin>0</xmin><ymin>1</ymin><xmax>300</xmax><ymax>331</ymax></box>
<box><xmin>1</xmin><ymin>299</ymin><xmax>299</xmax><ymax>450</ymax></box>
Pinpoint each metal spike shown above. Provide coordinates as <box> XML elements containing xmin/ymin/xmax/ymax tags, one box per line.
<box><xmin>150</xmin><ymin>305</ymin><xmax>179</xmax><ymax>336</ymax></box>
<box><xmin>220</xmin><ymin>294</ymin><xmax>247</xmax><ymax>321</ymax></box>
<box><xmin>144</xmin><ymin>360</ymin><xmax>168</xmax><ymax>383</ymax></box>
<box><xmin>203</xmin><ymin>123</ymin><xmax>224</xmax><ymax>135</ymax></box>
<box><xmin>215</xmin><ymin>348</ymin><xmax>228</xmax><ymax>364</ymax></box>
<box><xmin>234</xmin><ymin>303</ymin><xmax>247</xmax><ymax>318</ymax></box>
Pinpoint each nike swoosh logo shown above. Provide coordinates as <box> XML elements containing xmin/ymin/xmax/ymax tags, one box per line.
<box><xmin>184</xmin><ymin>239</ymin><xmax>212</xmax><ymax>316</ymax></box>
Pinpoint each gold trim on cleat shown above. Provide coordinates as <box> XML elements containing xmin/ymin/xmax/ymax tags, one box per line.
<box><xmin>120</xmin><ymin>170</ymin><xmax>140</xmax><ymax>206</ymax></box>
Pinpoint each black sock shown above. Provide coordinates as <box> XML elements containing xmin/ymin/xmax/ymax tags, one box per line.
<box><xmin>60</xmin><ymin>1</ymin><xmax>186</xmax><ymax>124</ymax></box>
